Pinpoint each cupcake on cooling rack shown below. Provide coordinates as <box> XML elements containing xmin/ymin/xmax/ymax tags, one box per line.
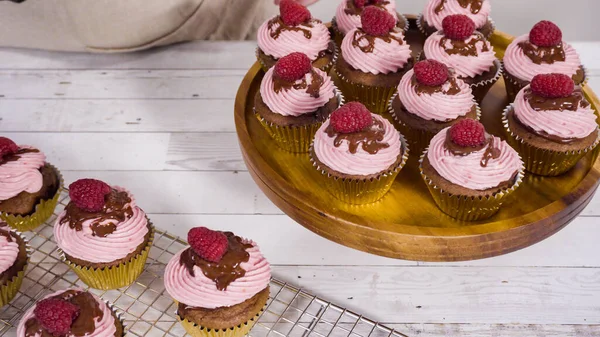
<box><xmin>255</xmin><ymin>52</ymin><xmax>340</xmax><ymax>153</ymax></box>
<box><xmin>503</xmin><ymin>73</ymin><xmax>599</xmax><ymax>176</ymax></box>
<box><xmin>17</xmin><ymin>288</ymin><xmax>124</xmax><ymax>337</ymax></box>
<box><xmin>332</xmin><ymin>0</ymin><xmax>408</xmax><ymax>46</ymax></box>
<box><xmin>165</xmin><ymin>227</ymin><xmax>271</xmax><ymax>337</ymax></box>
<box><xmin>418</xmin><ymin>0</ymin><xmax>494</xmax><ymax>38</ymax></box>
<box><xmin>335</xmin><ymin>6</ymin><xmax>413</xmax><ymax>114</ymax></box>
<box><xmin>257</xmin><ymin>0</ymin><xmax>336</xmax><ymax>73</ymax></box>
<box><xmin>389</xmin><ymin>59</ymin><xmax>480</xmax><ymax>154</ymax></box>
<box><xmin>0</xmin><ymin>224</ymin><xmax>28</xmax><ymax>307</ymax></box>
<box><xmin>421</xmin><ymin>119</ymin><xmax>524</xmax><ymax>221</ymax></box>
<box><xmin>54</xmin><ymin>178</ymin><xmax>154</xmax><ymax>290</ymax></box>
<box><xmin>422</xmin><ymin>14</ymin><xmax>501</xmax><ymax>103</ymax></box>
<box><xmin>311</xmin><ymin>102</ymin><xmax>408</xmax><ymax>204</ymax></box>
<box><xmin>503</xmin><ymin>21</ymin><xmax>586</xmax><ymax>102</ymax></box>
<box><xmin>0</xmin><ymin>137</ymin><xmax>62</xmax><ymax>232</ymax></box>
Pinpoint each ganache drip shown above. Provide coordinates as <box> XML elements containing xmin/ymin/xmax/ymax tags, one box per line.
<box><xmin>325</xmin><ymin>118</ymin><xmax>390</xmax><ymax>155</ymax></box>
<box><xmin>0</xmin><ymin>148</ymin><xmax>40</xmax><ymax>166</ymax></box>
<box><xmin>352</xmin><ymin>28</ymin><xmax>403</xmax><ymax>54</ymax></box>
<box><xmin>268</xmin><ymin>16</ymin><xmax>317</xmax><ymax>40</ymax></box>
<box><xmin>273</xmin><ymin>69</ymin><xmax>324</xmax><ymax>98</ymax></box>
<box><xmin>435</xmin><ymin>0</ymin><xmax>484</xmax><ymax>14</ymax></box>
<box><xmin>440</xmin><ymin>32</ymin><xmax>489</xmax><ymax>57</ymax></box>
<box><xmin>518</xmin><ymin>41</ymin><xmax>566</xmax><ymax>65</ymax></box>
<box><xmin>444</xmin><ymin>131</ymin><xmax>500</xmax><ymax>167</ymax></box>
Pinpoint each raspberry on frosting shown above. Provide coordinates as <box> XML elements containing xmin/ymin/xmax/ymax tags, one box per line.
<box><xmin>279</xmin><ymin>0</ymin><xmax>311</xmax><ymax>26</ymax></box>
<box><xmin>449</xmin><ymin>119</ymin><xmax>486</xmax><ymax>148</ymax></box>
<box><xmin>414</xmin><ymin>60</ymin><xmax>449</xmax><ymax>86</ymax></box>
<box><xmin>68</xmin><ymin>178</ymin><xmax>111</xmax><ymax>212</ymax></box>
<box><xmin>361</xmin><ymin>6</ymin><xmax>395</xmax><ymax>36</ymax></box>
<box><xmin>0</xmin><ymin>137</ymin><xmax>18</xmax><ymax>159</ymax></box>
<box><xmin>330</xmin><ymin>102</ymin><xmax>373</xmax><ymax>134</ymax></box>
<box><xmin>188</xmin><ymin>227</ymin><xmax>229</xmax><ymax>263</ymax></box>
<box><xmin>34</xmin><ymin>298</ymin><xmax>80</xmax><ymax>336</ymax></box>
<box><xmin>529</xmin><ymin>20</ymin><xmax>562</xmax><ymax>47</ymax></box>
<box><xmin>353</xmin><ymin>0</ymin><xmax>384</xmax><ymax>8</ymax></box>
<box><xmin>274</xmin><ymin>52</ymin><xmax>312</xmax><ymax>82</ymax></box>
<box><xmin>530</xmin><ymin>73</ymin><xmax>574</xmax><ymax>98</ymax></box>
<box><xmin>442</xmin><ymin>14</ymin><xmax>476</xmax><ymax>40</ymax></box>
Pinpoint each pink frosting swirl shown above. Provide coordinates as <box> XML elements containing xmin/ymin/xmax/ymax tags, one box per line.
<box><xmin>313</xmin><ymin>114</ymin><xmax>402</xmax><ymax>176</ymax></box>
<box><xmin>514</xmin><ymin>85</ymin><xmax>598</xmax><ymax>140</ymax></box>
<box><xmin>257</xmin><ymin>16</ymin><xmax>331</xmax><ymax>61</ymax></box>
<box><xmin>0</xmin><ymin>146</ymin><xmax>46</xmax><ymax>201</ymax></box>
<box><xmin>260</xmin><ymin>67</ymin><xmax>336</xmax><ymax>117</ymax></box>
<box><xmin>17</xmin><ymin>289</ymin><xmax>117</xmax><ymax>337</ymax></box>
<box><xmin>341</xmin><ymin>28</ymin><xmax>412</xmax><ymax>75</ymax></box>
<box><xmin>398</xmin><ymin>69</ymin><xmax>475</xmax><ymax>121</ymax></box>
<box><xmin>164</xmin><ymin>241</ymin><xmax>271</xmax><ymax>309</ymax></box>
<box><xmin>422</xmin><ymin>0</ymin><xmax>491</xmax><ymax>30</ymax></box>
<box><xmin>335</xmin><ymin>0</ymin><xmax>397</xmax><ymax>35</ymax></box>
<box><xmin>424</xmin><ymin>32</ymin><xmax>496</xmax><ymax>78</ymax></box>
<box><xmin>54</xmin><ymin>187</ymin><xmax>149</xmax><ymax>264</ymax></box>
<box><xmin>427</xmin><ymin>128</ymin><xmax>522</xmax><ymax>190</ymax></box>
<box><xmin>504</xmin><ymin>34</ymin><xmax>582</xmax><ymax>82</ymax></box>
<box><xmin>0</xmin><ymin>229</ymin><xmax>19</xmax><ymax>275</ymax></box>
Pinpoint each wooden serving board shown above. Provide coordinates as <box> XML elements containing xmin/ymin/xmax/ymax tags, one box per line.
<box><xmin>234</xmin><ymin>17</ymin><xmax>600</xmax><ymax>261</ymax></box>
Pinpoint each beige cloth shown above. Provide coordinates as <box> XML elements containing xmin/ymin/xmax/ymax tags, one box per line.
<box><xmin>0</xmin><ymin>0</ymin><xmax>277</xmax><ymax>52</ymax></box>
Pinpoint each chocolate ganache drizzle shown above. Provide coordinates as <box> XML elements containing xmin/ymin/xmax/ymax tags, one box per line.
<box><xmin>352</xmin><ymin>28</ymin><xmax>403</xmax><ymax>53</ymax></box>
<box><xmin>0</xmin><ymin>229</ymin><xmax>13</xmax><ymax>243</ymax></box>
<box><xmin>180</xmin><ymin>232</ymin><xmax>253</xmax><ymax>291</ymax></box>
<box><xmin>345</xmin><ymin>0</ymin><xmax>391</xmax><ymax>15</ymax></box>
<box><xmin>412</xmin><ymin>72</ymin><xmax>461</xmax><ymax>96</ymax></box>
<box><xmin>0</xmin><ymin>148</ymin><xmax>40</xmax><ymax>166</ymax></box>
<box><xmin>524</xmin><ymin>88</ymin><xmax>589</xmax><ymax>112</ymax></box>
<box><xmin>273</xmin><ymin>69</ymin><xmax>324</xmax><ymax>98</ymax></box>
<box><xmin>435</xmin><ymin>0</ymin><xmax>484</xmax><ymax>14</ymax></box>
<box><xmin>440</xmin><ymin>32</ymin><xmax>489</xmax><ymax>56</ymax></box>
<box><xmin>268</xmin><ymin>17</ymin><xmax>317</xmax><ymax>40</ymax></box>
<box><xmin>325</xmin><ymin>118</ymin><xmax>390</xmax><ymax>155</ymax></box>
<box><xmin>444</xmin><ymin>131</ymin><xmax>500</xmax><ymax>167</ymax></box>
<box><xmin>518</xmin><ymin>41</ymin><xmax>566</xmax><ymax>65</ymax></box>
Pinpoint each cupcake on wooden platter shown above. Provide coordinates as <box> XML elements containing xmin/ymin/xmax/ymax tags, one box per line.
<box><xmin>503</xmin><ymin>74</ymin><xmax>599</xmax><ymax>176</ymax></box>
<box><xmin>418</xmin><ymin>0</ymin><xmax>494</xmax><ymax>38</ymax></box>
<box><xmin>0</xmin><ymin>224</ymin><xmax>28</xmax><ymax>307</ymax></box>
<box><xmin>165</xmin><ymin>227</ymin><xmax>271</xmax><ymax>337</ymax></box>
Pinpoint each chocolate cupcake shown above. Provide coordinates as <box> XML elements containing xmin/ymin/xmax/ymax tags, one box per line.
<box><xmin>17</xmin><ymin>289</ymin><xmax>124</xmax><ymax>337</ymax></box>
<box><xmin>421</xmin><ymin>14</ymin><xmax>501</xmax><ymax>103</ymax></box>
<box><xmin>257</xmin><ymin>0</ymin><xmax>336</xmax><ymax>73</ymax></box>
<box><xmin>503</xmin><ymin>21</ymin><xmax>586</xmax><ymax>102</ymax></box>
<box><xmin>418</xmin><ymin>0</ymin><xmax>494</xmax><ymax>38</ymax></box>
<box><xmin>503</xmin><ymin>74</ymin><xmax>599</xmax><ymax>176</ymax></box>
<box><xmin>0</xmin><ymin>225</ymin><xmax>28</xmax><ymax>307</ymax></box>
<box><xmin>389</xmin><ymin>60</ymin><xmax>480</xmax><ymax>154</ymax></box>
<box><xmin>421</xmin><ymin>119</ymin><xmax>524</xmax><ymax>221</ymax></box>
<box><xmin>165</xmin><ymin>227</ymin><xmax>271</xmax><ymax>337</ymax></box>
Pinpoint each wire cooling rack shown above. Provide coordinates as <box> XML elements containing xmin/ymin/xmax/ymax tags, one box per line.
<box><xmin>0</xmin><ymin>190</ymin><xmax>408</xmax><ymax>337</ymax></box>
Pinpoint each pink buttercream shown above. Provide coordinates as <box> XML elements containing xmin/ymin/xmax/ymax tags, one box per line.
<box><xmin>257</xmin><ymin>17</ymin><xmax>331</xmax><ymax>61</ymax></box>
<box><xmin>17</xmin><ymin>289</ymin><xmax>117</xmax><ymax>337</ymax></box>
<box><xmin>54</xmin><ymin>187</ymin><xmax>149</xmax><ymax>264</ymax></box>
<box><xmin>504</xmin><ymin>34</ymin><xmax>582</xmax><ymax>82</ymax></box>
<box><xmin>514</xmin><ymin>85</ymin><xmax>597</xmax><ymax>140</ymax></box>
<box><xmin>0</xmin><ymin>228</ymin><xmax>19</xmax><ymax>275</ymax></box>
<box><xmin>260</xmin><ymin>67</ymin><xmax>337</xmax><ymax>117</ymax></box>
<box><xmin>335</xmin><ymin>0</ymin><xmax>397</xmax><ymax>35</ymax></box>
<box><xmin>424</xmin><ymin>31</ymin><xmax>496</xmax><ymax>78</ymax></box>
<box><xmin>427</xmin><ymin>128</ymin><xmax>522</xmax><ymax>190</ymax></box>
<box><xmin>164</xmin><ymin>240</ymin><xmax>271</xmax><ymax>309</ymax></box>
<box><xmin>313</xmin><ymin>114</ymin><xmax>402</xmax><ymax>176</ymax></box>
<box><xmin>341</xmin><ymin>28</ymin><xmax>412</xmax><ymax>75</ymax></box>
<box><xmin>0</xmin><ymin>146</ymin><xmax>45</xmax><ymax>201</ymax></box>
<box><xmin>422</xmin><ymin>0</ymin><xmax>491</xmax><ymax>31</ymax></box>
<box><xmin>398</xmin><ymin>69</ymin><xmax>475</xmax><ymax>121</ymax></box>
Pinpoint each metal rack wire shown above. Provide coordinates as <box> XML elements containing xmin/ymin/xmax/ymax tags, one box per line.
<box><xmin>0</xmin><ymin>190</ymin><xmax>408</xmax><ymax>337</ymax></box>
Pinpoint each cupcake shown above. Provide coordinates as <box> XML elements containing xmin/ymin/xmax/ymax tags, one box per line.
<box><xmin>389</xmin><ymin>59</ymin><xmax>480</xmax><ymax>154</ymax></box>
<box><xmin>503</xmin><ymin>74</ymin><xmax>599</xmax><ymax>176</ymax></box>
<box><xmin>332</xmin><ymin>0</ymin><xmax>409</xmax><ymax>46</ymax></box>
<box><xmin>255</xmin><ymin>52</ymin><xmax>340</xmax><ymax>153</ymax></box>
<box><xmin>418</xmin><ymin>0</ymin><xmax>494</xmax><ymax>38</ymax></box>
<box><xmin>257</xmin><ymin>0</ymin><xmax>336</xmax><ymax>73</ymax></box>
<box><xmin>17</xmin><ymin>289</ymin><xmax>124</xmax><ymax>337</ymax></box>
<box><xmin>503</xmin><ymin>21</ymin><xmax>586</xmax><ymax>102</ymax></box>
<box><xmin>0</xmin><ymin>225</ymin><xmax>28</xmax><ymax>307</ymax></box>
<box><xmin>420</xmin><ymin>119</ymin><xmax>524</xmax><ymax>221</ymax></box>
<box><xmin>310</xmin><ymin>102</ymin><xmax>409</xmax><ymax>204</ymax></box>
<box><xmin>0</xmin><ymin>137</ymin><xmax>61</xmax><ymax>232</ymax></box>
<box><xmin>335</xmin><ymin>6</ymin><xmax>413</xmax><ymax>114</ymax></box>
<box><xmin>54</xmin><ymin>178</ymin><xmax>154</xmax><ymax>290</ymax></box>
<box><xmin>165</xmin><ymin>227</ymin><xmax>271</xmax><ymax>337</ymax></box>
<box><xmin>421</xmin><ymin>15</ymin><xmax>501</xmax><ymax>103</ymax></box>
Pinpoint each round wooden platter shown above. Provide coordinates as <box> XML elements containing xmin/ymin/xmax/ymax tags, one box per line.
<box><xmin>234</xmin><ymin>17</ymin><xmax>600</xmax><ymax>261</ymax></box>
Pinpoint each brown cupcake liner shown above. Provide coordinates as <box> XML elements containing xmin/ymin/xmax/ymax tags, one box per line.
<box><xmin>334</xmin><ymin>67</ymin><xmax>399</xmax><ymax>114</ymax></box>
<box><xmin>502</xmin><ymin>105</ymin><xmax>600</xmax><ymax>176</ymax></box>
<box><xmin>256</xmin><ymin>44</ymin><xmax>338</xmax><ymax>74</ymax></box>
<box><xmin>419</xmin><ymin>150</ymin><xmax>525</xmax><ymax>221</ymax></box>
<box><xmin>175</xmin><ymin>301</ymin><xmax>267</xmax><ymax>337</ymax></box>
<box><xmin>0</xmin><ymin>229</ymin><xmax>30</xmax><ymax>307</ymax></box>
<box><xmin>417</xmin><ymin>13</ymin><xmax>495</xmax><ymax>39</ymax></box>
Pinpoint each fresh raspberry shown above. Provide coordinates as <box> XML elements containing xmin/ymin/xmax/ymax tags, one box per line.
<box><xmin>279</xmin><ymin>0</ymin><xmax>311</xmax><ymax>26</ymax></box>
<box><xmin>353</xmin><ymin>0</ymin><xmax>368</xmax><ymax>8</ymax></box>
<box><xmin>274</xmin><ymin>52</ymin><xmax>312</xmax><ymax>82</ymax></box>
<box><xmin>442</xmin><ymin>14</ymin><xmax>476</xmax><ymax>40</ymax></box>
<box><xmin>529</xmin><ymin>20</ymin><xmax>562</xmax><ymax>47</ymax></box>
<box><xmin>530</xmin><ymin>73</ymin><xmax>574</xmax><ymax>98</ymax></box>
<box><xmin>414</xmin><ymin>60</ymin><xmax>449</xmax><ymax>86</ymax></box>
<box><xmin>361</xmin><ymin>6</ymin><xmax>395</xmax><ymax>36</ymax></box>
<box><xmin>0</xmin><ymin>137</ymin><xmax>18</xmax><ymax>159</ymax></box>
<box><xmin>68</xmin><ymin>178</ymin><xmax>111</xmax><ymax>212</ymax></box>
<box><xmin>188</xmin><ymin>227</ymin><xmax>229</xmax><ymax>263</ymax></box>
<box><xmin>449</xmin><ymin>119</ymin><xmax>486</xmax><ymax>148</ymax></box>
<box><xmin>330</xmin><ymin>102</ymin><xmax>373</xmax><ymax>134</ymax></box>
<box><xmin>34</xmin><ymin>298</ymin><xmax>79</xmax><ymax>336</ymax></box>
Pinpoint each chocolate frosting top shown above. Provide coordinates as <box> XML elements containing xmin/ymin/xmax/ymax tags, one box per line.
<box><xmin>0</xmin><ymin>148</ymin><xmax>40</xmax><ymax>166</ymax></box>
<box><xmin>352</xmin><ymin>28</ymin><xmax>404</xmax><ymax>53</ymax></box>
<box><xmin>440</xmin><ymin>32</ymin><xmax>489</xmax><ymax>56</ymax></box>
<box><xmin>518</xmin><ymin>41</ymin><xmax>566</xmax><ymax>65</ymax></box>
<box><xmin>273</xmin><ymin>69</ymin><xmax>324</xmax><ymax>98</ymax></box>
<box><xmin>268</xmin><ymin>16</ymin><xmax>318</xmax><ymax>40</ymax></box>
<box><xmin>435</xmin><ymin>0</ymin><xmax>484</xmax><ymax>14</ymax></box>
<box><xmin>325</xmin><ymin>118</ymin><xmax>390</xmax><ymax>155</ymax></box>
<box><xmin>444</xmin><ymin>132</ymin><xmax>500</xmax><ymax>168</ymax></box>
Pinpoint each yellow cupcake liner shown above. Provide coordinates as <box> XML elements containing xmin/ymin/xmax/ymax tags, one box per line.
<box><xmin>1</xmin><ymin>164</ymin><xmax>63</xmax><ymax>232</ymax></box>
<box><xmin>503</xmin><ymin>64</ymin><xmax>588</xmax><ymax>103</ymax></box>
<box><xmin>59</xmin><ymin>224</ymin><xmax>155</xmax><ymax>290</ymax></box>
<box><xmin>417</xmin><ymin>14</ymin><xmax>495</xmax><ymax>39</ymax></box>
<box><xmin>255</xmin><ymin>44</ymin><xmax>338</xmax><ymax>74</ymax></box>
<box><xmin>0</xmin><ymin>229</ymin><xmax>30</xmax><ymax>307</ymax></box>
<box><xmin>334</xmin><ymin>68</ymin><xmax>400</xmax><ymax>115</ymax></box>
<box><xmin>502</xmin><ymin>106</ymin><xmax>600</xmax><ymax>177</ymax></box>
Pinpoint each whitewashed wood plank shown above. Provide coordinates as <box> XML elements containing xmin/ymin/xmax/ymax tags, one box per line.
<box><xmin>165</xmin><ymin>133</ymin><xmax>244</xmax><ymax>171</ymax></box>
<box><xmin>391</xmin><ymin>323</ymin><xmax>600</xmax><ymax>337</ymax></box>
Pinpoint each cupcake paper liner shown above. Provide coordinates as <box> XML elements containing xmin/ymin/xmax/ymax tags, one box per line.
<box><xmin>417</xmin><ymin>14</ymin><xmax>495</xmax><ymax>39</ymax></box>
<box><xmin>256</xmin><ymin>45</ymin><xmax>339</xmax><ymax>74</ymax></box>
<box><xmin>419</xmin><ymin>150</ymin><xmax>525</xmax><ymax>221</ymax></box>
<box><xmin>1</xmin><ymin>163</ymin><xmax>63</xmax><ymax>232</ymax></box>
<box><xmin>334</xmin><ymin>67</ymin><xmax>399</xmax><ymax>115</ymax></box>
<box><xmin>0</xmin><ymin>230</ymin><xmax>30</xmax><ymax>307</ymax></box>
<box><xmin>107</xmin><ymin>300</ymin><xmax>127</xmax><ymax>335</ymax></box>
<box><xmin>502</xmin><ymin>106</ymin><xmax>600</xmax><ymax>176</ymax></box>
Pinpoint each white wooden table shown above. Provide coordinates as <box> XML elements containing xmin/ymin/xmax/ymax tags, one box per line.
<box><xmin>0</xmin><ymin>41</ymin><xmax>599</xmax><ymax>337</ymax></box>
